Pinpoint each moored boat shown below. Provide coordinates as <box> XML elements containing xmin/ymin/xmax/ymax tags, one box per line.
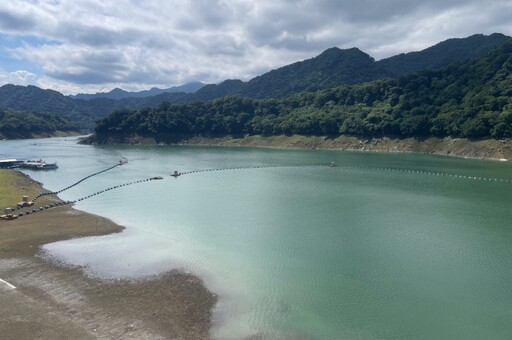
<box><xmin>20</xmin><ymin>159</ymin><xmax>58</xmax><ymax>170</ymax></box>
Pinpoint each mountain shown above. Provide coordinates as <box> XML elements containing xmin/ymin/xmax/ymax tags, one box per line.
<box><xmin>195</xmin><ymin>79</ymin><xmax>244</xmax><ymax>101</ymax></box>
<box><xmin>0</xmin><ymin>84</ymin><xmax>198</xmax><ymax>131</ymax></box>
<box><xmin>377</xmin><ymin>33</ymin><xmax>512</xmax><ymax>76</ymax></box>
<box><xmin>194</xmin><ymin>33</ymin><xmax>512</xmax><ymax>100</ymax></box>
<box><xmin>0</xmin><ymin>108</ymin><xmax>81</xmax><ymax>139</ymax></box>
<box><xmin>72</xmin><ymin>82</ymin><xmax>205</xmax><ymax>100</ymax></box>
<box><xmin>244</xmin><ymin>47</ymin><xmax>390</xmax><ymax>96</ymax></box>
<box><xmin>0</xmin><ymin>84</ymin><xmax>115</xmax><ymax>130</ymax></box>
<box><xmin>196</xmin><ymin>48</ymin><xmax>392</xmax><ymax>100</ymax></box>
<box><xmin>0</xmin><ymin>84</ymin><xmax>77</xmax><ymax>117</ymax></box>
<box><xmin>1</xmin><ymin>33</ymin><xmax>511</xmax><ymax>132</ymax></box>
<box><xmin>93</xmin><ymin>41</ymin><xmax>512</xmax><ymax>143</ymax></box>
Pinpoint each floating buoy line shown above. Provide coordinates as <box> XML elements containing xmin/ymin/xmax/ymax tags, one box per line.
<box><xmin>31</xmin><ymin>162</ymin><xmax>124</xmax><ymax>203</ymax></box>
<box><xmin>2</xmin><ymin>160</ymin><xmax>129</xmax><ymax>220</ymax></box>
<box><xmin>331</xmin><ymin>165</ymin><xmax>512</xmax><ymax>183</ymax></box>
<box><xmin>174</xmin><ymin>164</ymin><xmax>325</xmax><ymax>177</ymax></box>
<box><xmin>171</xmin><ymin>163</ymin><xmax>511</xmax><ymax>184</ymax></box>
<box><xmin>2</xmin><ymin>160</ymin><xmax>510</xmax><ymax>221</ymax></box>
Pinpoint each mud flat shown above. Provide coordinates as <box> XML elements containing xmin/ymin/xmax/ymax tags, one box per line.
<box><xmin>0</xmin><ymin>170</ymin><xmax>216</xmax><ymax>339</ymax></box>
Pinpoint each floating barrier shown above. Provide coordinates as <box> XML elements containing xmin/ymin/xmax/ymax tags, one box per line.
<box><xmin>31</xmin><ymin>162</ymin><xmax>124</xmax><ymax>204</ymax></box>
<box><xmin>326</xmin><ymin>164</ymin><xmax>512</xmax><ymax>184</ymax></box>
<box><xmin>175</xmin><ymin>164</ymin><xmax>327</xmax><ymax>177</ymax></box>
<box><xmin>172</xmin><ymin>163</ymin><xmax>511</xmax><ymax>184</ymax></box>
<box><xmin>4</xmin><ymin>161</ymin><xmax>510</xmax><ymax>222</ymax></box>
<box><xmin>6</xmin><ymin>176</ymin><xmax>162</xmax><ymax>219</ymax></box>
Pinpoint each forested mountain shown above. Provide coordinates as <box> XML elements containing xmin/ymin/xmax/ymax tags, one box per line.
<box><xmin>1</xmin><ymin>34</ymin><xmax>510</xmax><ymax>133</ymax></box>
<box><xmin>194</xmin><ymin>33</ymin><xmax>512</xmax><ymax>100</ymax></box>
<box><xmin>0</xmin><ymin>85</ymin><xmax>117</xmax><ymax>130</ymax></box>
<box><xmin>72</xmin><ymin>81</ymin><xmax>205</xmax><ymax>100</ymax></box>
<box><xmin>93</xmin><ymin>42</ymin><xmax>512</xmax><ymax>142</ymax></box>
<box><xmin>195</xmin><ymin>79</ymin><xmax>245</xmax><ymax>101</ymax></box>
<box><xmin>0</xmin><ymin>109</ymin><xmax>80</xmax><ymax>139</ymax></box>
<box><xmin>195</xmin><ymin>48</ymin><xmax>392</xmax><ymax>100</ymax></box>
<box><xmin>378</xmin><ymin>33</ymin><xmax>512</xmax><ymax>76</ymax></box>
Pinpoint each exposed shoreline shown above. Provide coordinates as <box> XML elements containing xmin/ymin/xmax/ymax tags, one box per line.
<box><xmin>0</xmin><ymin>170</ymin><xmax>217</xmax><ymax>339</ymax></box>
<box><xmin>89</xmin><ymin>134</ymin><xmax>512</xmax><ymax>161</ymax></box>
<box><xmin>0</xmin><ymin>130</ymin><xmax>83</xmax><ymax>140</ymax></box>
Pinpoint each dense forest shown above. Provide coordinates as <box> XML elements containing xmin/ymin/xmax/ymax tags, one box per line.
<box><xmin>1</xmin><ymin>34</ymin><xmax>510</xmax><ymax>132</ymax></box>
<box><xmin>194</xmin><ymin>33</ymin><xmax>512</xmax><ymax>100</ymax></box>
<box><xmin>94</xmin><ymin>42</ymin><xmax>512</xmax><ymax>142</ymax></box>
<box><xmin>0</xmin><ymin>109</ymin><xmax>80</xmax><ymax>139</ymax></box>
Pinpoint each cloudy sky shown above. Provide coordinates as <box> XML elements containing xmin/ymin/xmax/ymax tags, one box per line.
<box><xmin>0</xmin><ymin>0</ymin><xmax>511</xmax><ymax>95</ymax></box>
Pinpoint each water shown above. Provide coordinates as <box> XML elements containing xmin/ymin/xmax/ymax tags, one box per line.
<box><xmin>1</xmin><ymin>137</ymin><xmax>512</xmax><ymax>339</ymax></box>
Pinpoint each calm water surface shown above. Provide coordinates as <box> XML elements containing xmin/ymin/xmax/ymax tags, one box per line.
<box><xmin>1</xmin><ymin>137</ymin><xmax>512</xmax><ymax>339</ymax></box>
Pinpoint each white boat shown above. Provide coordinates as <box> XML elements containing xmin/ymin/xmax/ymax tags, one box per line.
<box><xmin>20</xmin><ymin>159</ymin><xmax>58</xmax><ymax>170</ymax></box>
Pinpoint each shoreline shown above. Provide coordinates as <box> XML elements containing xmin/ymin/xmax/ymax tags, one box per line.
<box><xmin>0</xmin><ymin>130</ymin><xmax>83</xmax><ymax>140</ymax></box>
<box><xmin>0</xmin><ymin>169</ymin><xmax>217</xmax><ymax>339</ymax></box>
<box><xmin>90</xmin><ymin>134</ymin><xmax>512</xmax><ymax>161</ymax></box>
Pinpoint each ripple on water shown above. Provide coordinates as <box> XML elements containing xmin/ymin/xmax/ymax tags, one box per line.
<box><xmin>3</xmin><ymin>140</ymin><xmax>512</xmax><ymax>339</ymax></box>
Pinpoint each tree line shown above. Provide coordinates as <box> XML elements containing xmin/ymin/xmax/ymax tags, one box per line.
<box><xmin>0</xmin><ymin>109</ymin><xmax>80</xmax><ymax>139</ymax></box>
<box><xmin>95</xmin><ymin>43</ymin><xmax>512</xmax><ymax>141</ymax></box>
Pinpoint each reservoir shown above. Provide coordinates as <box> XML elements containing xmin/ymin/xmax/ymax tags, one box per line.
<box><xmin>1</xmin><ymin>137</ymin><xmax>512</xmax><ymax>339</ymax></box>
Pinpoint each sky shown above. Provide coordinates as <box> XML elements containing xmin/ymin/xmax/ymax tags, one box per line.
<box><xmin>0</xmin><ymin>0</ymin><xmax>511</xmax><ymax>95</ymax></box>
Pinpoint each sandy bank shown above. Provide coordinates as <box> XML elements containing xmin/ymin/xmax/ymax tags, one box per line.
<box><xmin>90</xmin><ymin>134</ymin><xmax>512</xmax><ymax>161</ymax></box>
<box><xmin>0</xmin><ymin>170</ymin><xmax>216</xmax><ymax>339</ymax></box>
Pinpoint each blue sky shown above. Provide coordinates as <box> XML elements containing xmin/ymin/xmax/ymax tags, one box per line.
<box><xmin>0</xmin><ymin>35</ymin><xmax>52</xmax><ymax>72</ymax></box>
<box><xmin>0</xmin><ymin>0</ymin><xmax>511</xmax><ymax>95</ymax></box>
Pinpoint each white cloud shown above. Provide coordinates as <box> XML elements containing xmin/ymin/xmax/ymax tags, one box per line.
<box><xmin>0</xmin><ymin>69</ymin><xmax>38</xmax><ymax>85</ymax></box>
<box><xmin>0</xmin><ymin>0</ymin><xmax>511</xmax><ymax>94</ymax></box>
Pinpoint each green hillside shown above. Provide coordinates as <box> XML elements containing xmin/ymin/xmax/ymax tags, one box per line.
<box><xmin>0</xmin><ymin>109</ymin><xmax>81</xmax><ymax>139</ymax></box>
<box><xmin>93</xmin><ymin>42</ymin><xmax>512</xmax><ymax>143</ymax></box>
<box><xmin>378</xmin><ymin>33</ymin><xmax>512</xmax><ymax>76</ymax></box>
<box><xmin>1</xmin><ymin>34</ymin><xmax>510</xmax><ymax>133</ymax></box>
<box><xmin>194</xmin><ymin>33</ymin><xmax>512</xmax><ymax>100</ymax></box>
<box><xmin>245</xmin><ymin>47</ymin><xmax>391</xmax><ymax>98</ymax></box>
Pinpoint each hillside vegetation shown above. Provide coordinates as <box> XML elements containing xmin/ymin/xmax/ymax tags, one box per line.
<box><xmin>194</xmin><ymin>33</ymin><xmax>512</xmax><ymax>100</ymax></box>
<box><xmin>0</xmin><ymin>109</ymin><xmax>80</xmax><ymax>139</ymax></box>
<box><xmin>1</xmin><ymin>34</ymin><xmax>509</xmax><ymax>132</ymax></box>
<box><xmin>93</xmin><ymin>42</ymin><xmax>512</xmax><ymax>143</ymax></box>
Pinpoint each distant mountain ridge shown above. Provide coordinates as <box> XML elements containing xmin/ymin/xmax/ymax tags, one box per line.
<box><xmin>377</xmin><ymin>33</ymin><xmax>512</xmax><ymax>76</ymax></box>
<box><xmin>0</xmin><ymin>108</ymin><xmax>80</xmax><ymax>139</ymax></box>
<box><xmin>0</xmin><ymin>33</ymin><xmax>510</xmax><ymax>131</ymax></box>
<box><xmin>194</xmin><ymin>33</ymin><xmax>512</xmax><ymax>100</ymax></box>
<box><xmin>93</xmin><ymin>40</ymin><xmax>512</xmax><ymax>143</ymax></box>
<box><xmin>195</xmin><ymin>47</ymin><xmax>392</xmax><ymax>100</ymax></box>
<box><xmin>72</xmin><ymin>81</ymin><xmax>205</xmax><ymax>100</ymax></box>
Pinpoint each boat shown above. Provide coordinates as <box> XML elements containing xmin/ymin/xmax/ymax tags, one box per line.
<box><xmin>20</xmin><ymin>159</ymin><xmax>58</xmax><ymax>170</ymax></box>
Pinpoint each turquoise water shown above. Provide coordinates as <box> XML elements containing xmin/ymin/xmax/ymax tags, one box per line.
<box><xmin>2</xmin><ymin>137</ymin><xmax>512</xmax><ymax>339</ymax></box>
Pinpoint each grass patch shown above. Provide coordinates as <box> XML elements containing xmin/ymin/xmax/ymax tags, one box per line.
<box><xmin>0</xmin><ymin>170</ymin><xmax>41</xmax><ymax>209</ymax></box>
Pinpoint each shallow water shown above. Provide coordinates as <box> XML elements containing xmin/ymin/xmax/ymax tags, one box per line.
<box><xmin>2</xmin><ymin>137</ymin><xmax>512</xmax><ymax>339</ymax></box>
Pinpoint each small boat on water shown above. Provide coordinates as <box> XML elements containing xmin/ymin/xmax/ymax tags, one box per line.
<box><xmin>20</xmin><ymin>159</ymin><xmax>58</xmax><ymax>170</ymax></box>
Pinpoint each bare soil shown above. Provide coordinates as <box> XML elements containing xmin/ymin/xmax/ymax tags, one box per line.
<box><xmin>0</xmin><ymin>171</ymin><xmax>216</xmax><ymax>340</ymax></box>
<box><xmin>90</xmin><ymin>134</ymin><xmax>512</xmax><ymax>161</ymax></box>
